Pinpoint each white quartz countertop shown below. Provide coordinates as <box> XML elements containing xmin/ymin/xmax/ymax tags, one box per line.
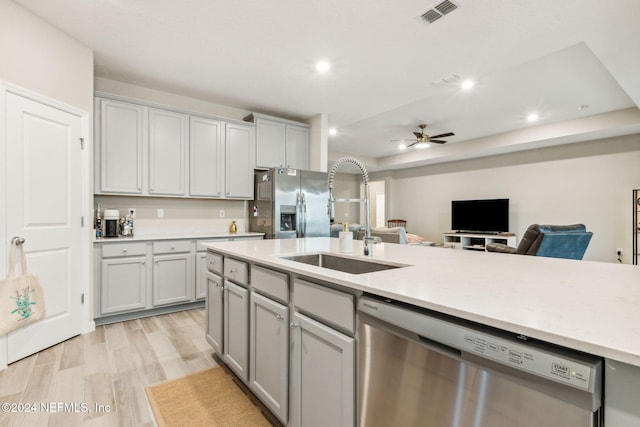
<box><xmin>94</xmin><ymin>231</ymin><xmax>264</xmax><ymax>243</ymax></box>
<box><xmin>202</xmin><ymin>237</ymin><xmax>640</xmax><ymax>367</ymax></box>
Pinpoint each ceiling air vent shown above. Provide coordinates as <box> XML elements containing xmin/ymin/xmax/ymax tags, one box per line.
<box><xmin>421</xmin><ymin>0</ymin><xmax>459</xmax><ymax>24</ymax></box>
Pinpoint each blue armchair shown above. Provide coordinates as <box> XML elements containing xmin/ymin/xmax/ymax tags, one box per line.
<box><xmin>486</xmin><ymin>224</ymin><xmax>593</xmax><ymax>260</ymax></box>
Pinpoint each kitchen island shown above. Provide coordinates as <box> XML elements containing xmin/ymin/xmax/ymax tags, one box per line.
<box><xmin>202</xmin><ymin>237</ymin><xmax>640</xmax><ymax>426</ymax></box>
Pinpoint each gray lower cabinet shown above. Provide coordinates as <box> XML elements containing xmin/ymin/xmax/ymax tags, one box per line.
<box><xmin>249</xmin><ymin>292</ymin><xmax>289</xmax><ymax>423</ymax></box>
<box><xmin>195</xmin><ymin>251</ymin><xmax>207</xmax><ymax>300</ymax></box>
<box><xmin>152</xmin><ymin>253</ymin><xmax>194</xmax><ymax>306</ymax></box>
<box><xmin>100</xmin><ymin>256</ymin><xmax>148</xmax><ymax>314</ymax></box>
<box><xmin>289</xmin><ymin>311</ymin><xmax>355</xmax><ymax>427</ymax></box>
<box><xmin>223</xmin><ymin>279</ymin><xmax>249</xmax><ymax>382</ymax></box>
<box><xmin>205</xmin><ymin>271</ymin><xmax>224</xmax><ymax>353</ymax></box>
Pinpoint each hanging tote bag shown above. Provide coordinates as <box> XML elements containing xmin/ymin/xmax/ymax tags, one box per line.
<box><xmin>0</xmin><ymin>239</ymin><xmax>46</xmax><ymax>334</ymax></box>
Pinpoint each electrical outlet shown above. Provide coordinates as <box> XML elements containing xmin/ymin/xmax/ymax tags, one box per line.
<box><xmin>157</xmin><ymin>208</ymin><xmax>164</xmax><ymax>218</ymax></box>
<box><xmin>128</xmin><ymin>208</ymin><xmax>136</xmax><ymax>219</ymax></box>
<box><xmin>219</xmin><ymin>209</ymin><xmax>225</xmax><ymax>218</ymax></box>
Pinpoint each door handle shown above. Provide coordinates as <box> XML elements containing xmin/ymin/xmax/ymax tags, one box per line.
<box><xmin>11</xmin><ymin>236</ymin><xmax>25</xmax><ymax>245</ymax></box>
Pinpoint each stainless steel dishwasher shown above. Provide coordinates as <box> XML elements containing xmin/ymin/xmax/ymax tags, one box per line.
<box><xmin>358</xmin><ymin>295</ymin><xmax>603</xmax><ymax>427</ymax></box>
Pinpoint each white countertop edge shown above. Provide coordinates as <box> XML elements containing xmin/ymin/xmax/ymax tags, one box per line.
<box><xmin>201</xmin><ymin>237</ymin><xmax>640</xmax><ymax>368</ymax></box>
<box><xmin>93</xmin><ymin>231</ymin><xmax>264</xmax><ymax>243</ymax></box>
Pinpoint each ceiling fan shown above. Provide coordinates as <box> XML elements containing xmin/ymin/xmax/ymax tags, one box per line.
<box><xmin>396</xmin><ymin>123</ymin><xmax>455</xmax><ymax>147</ymax></box>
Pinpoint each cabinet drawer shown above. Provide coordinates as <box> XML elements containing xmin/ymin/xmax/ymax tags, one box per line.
<box><xmin>206</xmin><ymin>252</ymin><xmax>224</xmax><ymax>274</ymax></box>
<box><xmin>152</xmin><ymin>240</ymin><xmax>191</xmax><ymax>254</ymax></box>
<box><xmin>224</xmin><ymin>258</ymin><xmax>248</xmax><ymax>286</ymax></box>
<box><xmin>293</xmin><ymin>278</ymin><xmax>355</xmax><ymax>334</ymax></box>
<box><xmin>251</xmin><ymin>265</ymin><xmax>288</xmax><ymax>303</ymax></box>
<box><xmin>101</xmin><ymin>242</ymin><xmax>147</xmax><ymax>258</ymax></box>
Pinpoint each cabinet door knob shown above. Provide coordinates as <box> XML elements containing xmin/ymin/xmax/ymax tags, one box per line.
<box><xmin>122</xmin><ymin>249</ymin><xmax>127</xmax><ymax>253</ymax></box>
<box><xmin>142</xmin><ymin>261</ymin><xmax>146</xmax><ymax>265</ymax></box>
<box><xmin>229</xmin><ymin>268</ymin><xmax>237</xmax><ymax>273</ymax></box>
<box><xmin>289</xmin><ymin>322</ymin><xmax>299</xmax><ymax>328</ymax></box>
<box><xmin>275</xmin><ymin>314</ymin><xmax>284</xmax><ymax>320</ymax></box>
<box><xmin>171</xmin><ymin>246</ymin><xmax>175</xmax><ymax>250</ymax></box>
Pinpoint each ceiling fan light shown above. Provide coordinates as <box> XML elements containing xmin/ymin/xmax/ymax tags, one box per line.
<box><xmin>415</xmin><ymin>142</ymin><xmax>429</xmax><ymax>149</ymax></box>
<box><xmin>461</xmin><ymin>79</ymin><xmax>474</xmax><ymax>90</ymax></box>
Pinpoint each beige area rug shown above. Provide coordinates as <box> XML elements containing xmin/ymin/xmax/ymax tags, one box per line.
<box><xmin>145</xmin><ymin>366</ymin><xmax>273</xmax><ymax>427</ymax></box>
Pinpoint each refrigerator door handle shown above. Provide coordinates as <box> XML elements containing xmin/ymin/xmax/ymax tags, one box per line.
<box><xmin>301</xmin><ymin>192</ymin><xmax>307</xmax><ymax>237</ymax></box>
<box><xmin>296</xmin><ymin>192</ymin><xmax>303</xmax><ymax>238</ymax></box>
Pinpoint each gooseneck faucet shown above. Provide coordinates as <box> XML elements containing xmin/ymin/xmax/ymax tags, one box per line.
<box><xmin>327</xmin><ymin>157</ymin><xmax>379</xmax><ymax>256</ymax></box>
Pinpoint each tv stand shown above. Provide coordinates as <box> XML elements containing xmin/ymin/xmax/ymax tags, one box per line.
<box><xmin>443</xmin><ymin>232</ymin><xmax>516</xmax><ymax>252</ymax></box>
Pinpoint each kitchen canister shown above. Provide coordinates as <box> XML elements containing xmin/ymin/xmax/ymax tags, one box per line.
<box><xmin>339</xmin><ymin>223</ymin><xmax>353</xmax><ymax>253</ymax></box>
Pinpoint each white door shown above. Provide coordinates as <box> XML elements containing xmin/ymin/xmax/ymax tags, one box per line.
<box><xmin>5</xmin><ymin>92</ymin><xmax>84</xmax><ymax>363</ymax></box>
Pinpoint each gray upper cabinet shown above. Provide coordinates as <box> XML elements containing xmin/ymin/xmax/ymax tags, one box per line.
<box><xmin>255</xmin><ymin>117</ymin><xmax>286</xmax><ymax>169</ymax></box>
<box><xmin>94</xmin><ymin>96</ymin><xmax>254</xmax><ymax>200</ymax></box>
<box><xmin>247</xmin><ymin>113</ymin><xmax>310</xmax><ymax>170</ymax></box>
<box><xmin>225</xmin><ymin>122</ymin><xmax>255</xmax><ymax>199</ymax></box>
<box><xmin>97</xmin><ymin>99</ymin><xmax>144</xmax><ymax>194</ymax></box>
<box><xmin>285</xmin><ymin>124</ymin><xmax>310</xmax><ymax>170</ymax></box>
<box><xmin>190</xmin><ymin>117</ymin><xmax>224</xmax><ymax>197</ymax></box>
<box><xmin>149</xmin><ymin>108</ymin><xmax>187</xmax><ymax>196</ymax></box>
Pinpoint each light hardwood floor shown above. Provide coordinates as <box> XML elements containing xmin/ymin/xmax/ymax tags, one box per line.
<box><xmin>0</xmin><ymin>308</ymin><xmax>217</xmax><ymax>427</ymax></box>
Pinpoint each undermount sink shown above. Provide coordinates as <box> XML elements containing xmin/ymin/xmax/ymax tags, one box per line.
<box><xmin>279</xmin><ymin>253</ymin><xmax>409</xmax><ymax>274</ymax></box>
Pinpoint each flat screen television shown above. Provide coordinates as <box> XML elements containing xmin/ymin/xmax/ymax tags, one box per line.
<box><xmin>451</xmin><ymin>198</ymin><xmax>509</xmax><ymax>233</ymax></box>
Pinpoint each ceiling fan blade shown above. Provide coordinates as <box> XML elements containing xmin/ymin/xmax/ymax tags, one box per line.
<box><xmin>429</xmin><ymin>140</ymin><xmax>447</xmax><ymax>144</ymax></box>
<box><xmin>406</xmin><ymin>141</ymin><xmax>418</xmax><ymax>147</ymax></box>
<box><xmin>429</xmin><ymin>132</ymin><xmax>454</xmax><ymax>139</ymax></box>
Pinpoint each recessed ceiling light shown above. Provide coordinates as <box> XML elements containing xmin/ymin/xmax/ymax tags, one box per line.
<box><xmin>315</xmin><ymin>61</ymin><xmax>331</xmax><ymax>73</ymax></box>
<box><xmin>328</xmin><ymin>127</ymin><xmax>337</xmax><ymax>136</ymax></box>
<box><xmin>527</xmin><ymin>113</ymin><xmax>540</xmax><ymax>122</ymax></box>
<box><xmin>460</xmin><ymin>79</ymin><xmax>475</xmax><ymax>90</ymax></box>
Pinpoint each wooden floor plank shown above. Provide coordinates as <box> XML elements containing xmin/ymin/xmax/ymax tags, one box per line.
<box><xmin>0</xmin><ymin>308</ymin><xmax>211</xmax><ymax>426</ymax></box>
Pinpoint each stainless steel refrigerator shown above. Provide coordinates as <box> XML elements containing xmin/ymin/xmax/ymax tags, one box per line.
<box><xmin>249</xmin><ymin>168</ymin><xmax>330</xmax><ymax>239</ymax></box>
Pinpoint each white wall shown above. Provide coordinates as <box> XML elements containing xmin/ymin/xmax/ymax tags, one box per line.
<box><xmin>387</xmin><ymin>134</ymin><xmax>640</xmax><ymax>263</ymax></box>
<box><xmin>0</xmin><ymin>0</ymin><xmax>93</xmax><ymax>112</ymax></box>
<box><xmin>95</xmin><ymin>77</ymin><xmax>249</xmax><ymax>121</ymax></box>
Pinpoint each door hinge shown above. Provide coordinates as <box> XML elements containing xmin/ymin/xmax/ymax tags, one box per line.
<box><xmin>81</xmin><ymin>216</ymin><xmax>85</xmax><ymax>227</ymax></box>
<box><xmin>81</xmin><ymin>293</ymin><xmax>85</xmax><ymax>304</ymax></box>
<box><xmin>79</xmin><ymin>137</ymin><xmax>85</xmax><ymax>150</ymax></box>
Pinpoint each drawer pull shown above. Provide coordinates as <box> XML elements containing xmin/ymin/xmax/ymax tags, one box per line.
<box><xmin>171</xmin><ymin>246</ymin><xmax>175</xmax><ymax>250</ymax></box>
<box><xmin>229</xmin><ymin>268</ymin><xmax>237</xmax><ymax>273</ymax></box>
<box><xmin>209</xmin><ymin>260</ymin><xmax>215</xmax><ymax>265</ymax></box>
<box><xmin>290</xmin><ymin>322</ymin><xmax>299</xmax><ymax>328</ymax></box>
<box><xmin>122</xmin><ymin>249</ymin><xmax>127</xmax><ymax>253</ymax></box>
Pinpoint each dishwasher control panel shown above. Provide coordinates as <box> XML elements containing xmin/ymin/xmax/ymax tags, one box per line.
<box><xmin>460</xmin><ymin>331</ymin><xmax>596</xmax><ymax>390</ymax></box>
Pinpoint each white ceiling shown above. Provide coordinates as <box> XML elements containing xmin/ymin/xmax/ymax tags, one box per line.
<box><xmin>14</xmin><ymin>0</ymin><xmax>640</xmax><ymax>170</ymax></box>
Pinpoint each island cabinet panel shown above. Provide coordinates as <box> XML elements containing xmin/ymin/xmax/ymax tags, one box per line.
<box><xmin>206</xmin><ymin>271</ymin><xmax>224</xmax><ymax>353</ymax></box>
<box><xmin>249</xmin><ymin>292</ymin><xmax>289</xmax><ymax>424</ymax></box>
<box><xmin>289</xmin><ymin>311</ymin><xmax>355</xmax><ymax>427</ymax></box>
<box><xmin>223</xmin><ymin>279</ymin><xmax>249</xmax><ymax>382</ymax></box>
<box><xmin>293</xmin><ymin>278</ymin><xmax>355</xmax><ymax>334</ymax></box>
